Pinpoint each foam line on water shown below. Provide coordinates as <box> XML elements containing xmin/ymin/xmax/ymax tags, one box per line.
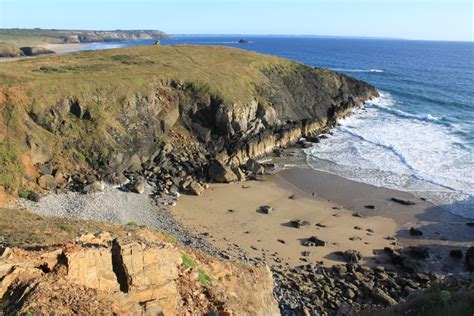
<box><xmin>331</xmin><ymin>68</ymin><xmax>384</xmax><ymax>73</ymax></box>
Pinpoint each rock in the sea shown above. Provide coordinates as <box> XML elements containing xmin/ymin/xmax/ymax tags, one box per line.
<box><xmin>353</xmin><ymin>212</ymin><xmax>363</xmax><ymax>218</ymax></box>
<box><xmin>38</xmin><ymin>174</ymin><xmax>57</xmax><ymax>190</ymax></box>
<box><xmin>364</xmin><ymin>205</ymin><xmax>375</xmax><ymax>210</ymax></box>
<box><xmin>466</xmin><ymin>246</ymin><xmax>474</xmax><ymax>271</ymax></box>
<box><xmin>449</xmin><ymin>249</ymin><xmax>463</xmax><ymax>259</ymax></box>
<box><xmin>130</xmin><ymin>180</ymin><xmax>145</xmax><ymax>194</ymax></box>
<box><xmin>409</xmin><ymin>227</ymin><xmax>423</xmax><ymax>236</ymax></box>
<box><xmin>391</xmin><ymin>197</ymin><xmax>416</xmax><ymax>205</ymax></box>
<box><xmin>343</xmin><ymin>250</ymin><xmax>362</xmax><ymax>263</ymax></box>
<box><xmin>466</xmin><ymin>222</ymin><xmax>474</xmax><ymax>227</ymax></box>
<box><xmin>188</xmin><ymin>181</ymin><xmax>204</xmax><ymax>196</ymax></box>
<box><xmin>208</xmin><ymin>160</ymin><xmax>238</xmax><ymax>183</ymax></box>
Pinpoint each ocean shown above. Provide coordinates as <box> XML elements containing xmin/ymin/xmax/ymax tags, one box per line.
<box><xmin>82</xmin><ymin>36</ymin><xmax>474</xmax><ymax>219</ymax></box>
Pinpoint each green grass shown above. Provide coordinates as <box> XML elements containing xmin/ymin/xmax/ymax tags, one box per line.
<box><xmin>19</xmin><ymin>189</ymin><xmax>29</xmax><ymax>199</ymax></box>
<box><xmin>198</xmin><ymin>269</ymin><xmax>212</xmax><ymax>286</ymax></box>
<box><xmin>181</xmin><ymin>254</ymin><xmax>197</xmax><ymax>269</ymax></box>
<box><xmin>0</xmin><ymin>141</ymin><xmax>23</xmax><ymax>191</ymax></box>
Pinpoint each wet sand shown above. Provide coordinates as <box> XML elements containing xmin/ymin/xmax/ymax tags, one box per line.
<box><xmin>172</xmin><ymin>166</ymin><xmax>474</xmax><ymax>271</ymax></box>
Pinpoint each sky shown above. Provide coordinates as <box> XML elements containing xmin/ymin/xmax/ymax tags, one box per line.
<box><xmin>0</xmin><ymin>0</ymin><xmax>473</xmax><ymax>41</ymax></box>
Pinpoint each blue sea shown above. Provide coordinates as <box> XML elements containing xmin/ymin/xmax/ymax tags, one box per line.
<box><xmin>81</xmin><ymin>36</ymin><xmax>474</xmax><ymax>219</ymax></box>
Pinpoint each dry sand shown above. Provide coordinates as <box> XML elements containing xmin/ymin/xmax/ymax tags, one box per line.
<box><xmin>172</xmin><ymin>176</ymin><xmax>398</xmax><ymax>267</ymax></box>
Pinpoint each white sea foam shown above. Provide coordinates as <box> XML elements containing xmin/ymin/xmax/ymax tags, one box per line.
<box><xmin>305</xmin><ymin>91</ymin><xmax>474</xmax><ymax>219</ymax></box>
<box><xmin>331</xmin><ymin>68</ymin><xmax>384</xmax><ymax>73</ymax></box>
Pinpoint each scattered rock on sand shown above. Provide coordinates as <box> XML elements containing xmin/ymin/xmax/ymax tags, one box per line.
<box><xmin>449</xmin><ymin>249</ymin><xmax>463</xmax><ymax>259</ymax></box>
<box><xmin>290</xmin><ymin>219</ymin><xmax>310</xmax><ymax>228</ymax></box>
<box><xmin>288</xmin><ymin>194</ymin><xmax>297</xmax><ymax>200</ymax></box>
<box><xmin>315</xmin><ymin>223</ymin><xmax>326</xmax><ymax>228</ymax></box>
<box><xmin>353</xmin><ymin>212</ymin><xmax>363</xmax><ymax>218</ymax></box>
<box><xmin>277</xmin><ymin>239</ymin><xmax>286</xmax><ymax>244</ymax></box>
<box><xmin>354</xmin><ymin>226</ymin><xmax>362</xmax><ymax>230</ymax></box>
<box><xmin>303</xmin><ymin>236</ymin><xmax>326</xmax><ymax>247</ymax></box>
<box><xmin>259</xmin><ymin>205</ymin><xmax>273</xmax><ymax>214</ymax></box>
<box><xmin>349</xmin><ymin>237</ymin><xmax>362</xmax><ymax>241</ymax></box>
<box><xmin>409</xmin><ymin>227</ymin><xmax>423</xmax><ymax>236</ymax></box>
<box><xmin>391</xmin><ymin>197</ymin><xmax>416</xmax><ymax>205</ymax></box>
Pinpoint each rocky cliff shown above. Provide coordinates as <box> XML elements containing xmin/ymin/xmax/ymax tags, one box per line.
<box><xmin>0</xmin><ymin>28</ymin><xmax>168</xmax><ymax>45</ymax></box>
<box><xmin>0</xmin><ymin>45</ymin><xmax>377</xmax><ymax>196</ymax></box>
<box><xmin>0</xmin><ymin>208</ymin><xmax>278</xmax><ymax>315</ymax></box>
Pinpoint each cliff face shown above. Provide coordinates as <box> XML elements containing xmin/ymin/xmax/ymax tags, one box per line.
<box><xmin>0</xmin><ymin>45</ymin><xmax>377</xmax><ymax>194</ymax></box>
<box><xmin>0</xmin><ymin>209</ymin><xmax>279</xmax><ymax>315</ymax></box>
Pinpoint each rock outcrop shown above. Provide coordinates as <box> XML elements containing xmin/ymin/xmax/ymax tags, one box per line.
<box><xmin>0</xmin><ymin>233</ymin><xmax>278</xmax><ymax>315</ymax></box>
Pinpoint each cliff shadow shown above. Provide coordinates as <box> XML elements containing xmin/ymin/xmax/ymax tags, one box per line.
<box><xmin>396</xmin><ymin>197</ymin><xmax>474</xmax><ymax>244</ymax></box>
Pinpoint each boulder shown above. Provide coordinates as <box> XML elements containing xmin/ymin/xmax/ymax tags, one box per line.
<box><xmin>208</xmin><ymin>160</ymin><xmax>238</xmax><ymax>183</ymax></box>
<box><xmin>245</xmin><ymin>159</ymin><xmax>265</xmax><ymax>175</ymax></box>
<box><xmin>371</xmin><ymin>288</ymin><xmax>397</xmax><ymax>306</ymax></box>
<box><xmin>38</xmin><ymin>174</ymin><xmax>57</xmax><ymax>190</ymax></box>
<box><xmin>466</xmin><ymin>246</ymin><xmax>474</xmax><ymax>271</ymax></box>
<box><xmin>130</xmin><ymin>180</ymin><xmax>145</xmax><ymax>194</ymax></box>
<box><xmin>343</xmin><ymin>250</ymin><xmax>362</xmax><ymax>263</ymax></box>
<box><xmin>27</xmin><ymin>191</ymin><xmax>41</xmax><ymax>202</ymax></box>
<box><xmin>231</xmin><ymin>166</ymin><xmax>246</xmax><ymax>181</ymax></box>
<box><xmin>83</xmin><ymin>181</ymin><xmax>105</xmax><ymax>194</ymax></box>
<box><xmin>188</xmin><ymin>181</ymin><xmax>204</xmax><ymax>196</ymax></box>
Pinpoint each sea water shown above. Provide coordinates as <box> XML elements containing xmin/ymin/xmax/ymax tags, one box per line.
<box><xmin>89</xmin><ymin>36</ymin><xmax>474</xmax><ymax>219</ymax></box>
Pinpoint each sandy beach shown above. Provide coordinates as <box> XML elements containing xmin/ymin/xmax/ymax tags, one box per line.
<box><xmin>172</xmin><ymin>164</ymin><xmax>474</xmax><ymax>271</ymax></box>
<box><xmin>0</xmin><ymin>43</ymin><xmax>85</xmax><ymax>63</ymax></box>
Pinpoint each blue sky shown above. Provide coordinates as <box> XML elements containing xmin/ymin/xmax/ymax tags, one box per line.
<box><xmin>0</xmin><ymin>0</ymin><xmax>472</xmax><ymax>41</ymax></box>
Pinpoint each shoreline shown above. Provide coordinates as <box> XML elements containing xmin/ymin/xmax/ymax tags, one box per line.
<box><xmin>0</xmin><ymin>43</ymin><xmax>87</xmax><ymax>63</ymax></box>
